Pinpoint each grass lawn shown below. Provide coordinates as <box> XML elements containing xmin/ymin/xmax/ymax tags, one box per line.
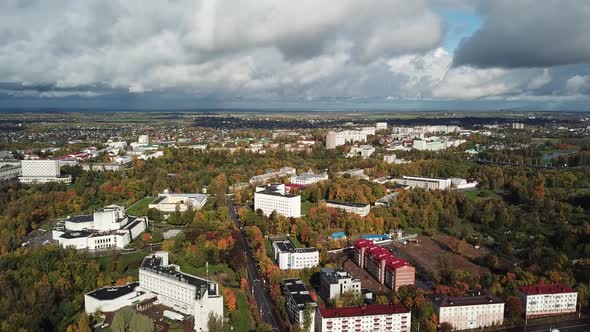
<box><xmin>176</xmin><ymin>258</ymin><xmax>238</xmax><ymax>287</ymax></box>
<box><xmin>301</xmin><ymin>201</ymin><xmax>315</xmax><ymax>216</ymax></box>
<box><xmin>126</xmin><ymin>196</ymin><xmax>155</xmax><ymax>216</ymax></box>
<box><xmin>232</xmin><ymin>289</ymin><xmax>254</xmax><ymax>331</ymax></box>
<box><xmin>94</xmin><ymin>250</ymin><xmax>148</xmax><ymax>279</ymax></box>
<box><xmin>289</xmin><ymin>236</ymin><xmax>304</xmax><ymax>248</ymax></box>
<box><xmin>464</xmin><ymin>189</ymin><xmax>499</xmax><ymax>200</ymax></box>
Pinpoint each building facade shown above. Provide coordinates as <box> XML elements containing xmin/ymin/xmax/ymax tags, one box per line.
<box><xmin>518</xmin><ymin>284</ymin><xmax>578</xmax><ymax>319</ymax></box>
<box><xmin>430</xmin><ymin>292</ymin><xmax>505</xmax><ymax>330</ymax></box>
<box><xmin>316</xmin><ymin>304</ymin><xmax>411</xmax><ymax>332</ymax></box>
<box><xmin>353</xmin><ymin>239</ymin><xmax>415</xmax><ymax>290</ymax></box>
<box><xmin>391</xmin><ymin>176</ymin><xmax>452</xmax><ymax>191</ymax></box>
<box><xmin>19</xmin><ymin>160</ymin><xmax>71</xmax><ymax>184</ymax></box>
<box><xmin>290</xmin><ymin>169</ymin><xmax>328</xmax><ymax>185</ymax></box>
<box><xmin>325</xmin><ymin>200</ymin><xmax>370</xmax><ymax>217</ymax></box>
<box><xmin>319</xmin><ymin>267</ymin><xmax>361</xmax><ymax>301</ymax></box>
<box><xmin>271</xmin><ymin>236</ymin><xmax>319</xmax><ymax>270</ymax></box>
<box><xmin>325</xmin><ymin>130</ymin><xmax>371</xmax><ymax>149</ymax></box>
<box><xmin>0</xmin><ymin>164</ymin><xmax>21</xmax><ymax>180</ymax></box>
<box><xmin>282</xmin><ymin>279</ymin><xmax>316</xmax><ymax>328</ymax></box>
<box><xmin>249</xmin><ymin>166</ymin><xmax>296</xmax><ymax>185</ymax></box>
<box><xmin>149</xmin><ymin>190</ymin><xmax>208</xmax><ymax>212</ymax></box>
<box><xmin>139</xmin><ymin>252</ymin><xmax>224</xmax><ymax>332</ymax></box>
<box><xmin>254</xmin><ymin>184</ymin><xmax>301</xmax><ymax>218</ymax></box>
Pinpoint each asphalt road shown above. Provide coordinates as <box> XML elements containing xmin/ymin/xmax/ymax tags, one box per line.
<box><xmin>497</xmin><ymin>317</ymin><xmax>590</xmax><ymax>332</ymax></box>
<box><xmin>228</xmin><ymin>199</ymin><xmax>285</xmax><ymax>332</ymax></box>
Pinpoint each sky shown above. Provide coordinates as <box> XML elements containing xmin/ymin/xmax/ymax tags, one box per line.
<box><xmin>1</xmin><ymin>0</ymin><xmax>590</xmax><ymax>111</ymax></box>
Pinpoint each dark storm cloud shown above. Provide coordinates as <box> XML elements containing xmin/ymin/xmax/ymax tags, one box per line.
<box><xmin>453</xmin><ymin>0</ymin><xmax>590</xmax><ymax>68</ymax></box>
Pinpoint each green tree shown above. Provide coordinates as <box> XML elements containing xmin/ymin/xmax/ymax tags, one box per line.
<box><xmin>207</xmin><ymin>312</ymin><xmax>224</xmax><ymax>332</ymax></box>
<box><xmin>77</xmin><ymin>312</ymin><xmax>91</xmax><ymax>332</ymax></box>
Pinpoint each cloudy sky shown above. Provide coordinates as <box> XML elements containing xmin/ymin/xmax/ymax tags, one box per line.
<box><xmin>1</xmin><ymin>0</ymin><xmax>590</xmax><ymax>110</ymax></box>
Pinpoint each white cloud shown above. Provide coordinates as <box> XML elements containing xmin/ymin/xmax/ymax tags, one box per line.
<box><xmin>566</xmin><ymin>75</ymin><xmax>590</xmax><ymax>94</ymax></box>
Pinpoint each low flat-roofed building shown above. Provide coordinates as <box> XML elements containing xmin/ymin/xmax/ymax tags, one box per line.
<box><xmin>282</xmin><ymin>278</ymin><xmax>317</xmax><ymax>328</ymax></box>
<box><xmin>429</xmin><ymin>291</ymin><xmax>504</xmax><ymax>330</ymax></box>
<box><xmin>518</xmin><ymin>283</ymin><xmax>578</xmax><ymax>319</ymax></box>
<box><xmin>148</xmin><ymin>189</ymin><xmax>208</xmax><ymax>213</ymax></box>
<box><xmin>84</xmin><ymin>282</ymin><xmax>154</xmax><ymax>314</ymax></box>
<box><xmin>316</xmin><ymin>304</ymin><xmax>411</xmax><ymax>332</ymax></box>
<box><xmin>249</xmin><ymin>166</ymin><xmax>296</xmax><ymax>185</ymax></box>
<box><xmin>391</xmin><ymin>176</ymin><xmax>452</xmax><ymax>191</ymax></box>
<box><xmin>0</xmin><ymin>164</ymin><xmax>21</xmax><ymax>181</ymax></box>
<box><xmin>290</xmin><ymin>169</ymin><xmax>328</xmax><ymax>185</ymax></box>
<box><xmin>325</xmin><ymin>200</ymin><xmax>370</xmax><ymax>217</ymax></box>
<box><xmin>320</xmin><ymin>267</ymin><xmax>361</xmax><ymax>301</ymax></box>
<box><xmin>270</xmin><ymin>236</ymin><xmax>319</xmax><ymax>270</ymax></box>
<box><xmin>346</xmin><ymin>145</ymin><xmax>376</xmax><ymax>159</ymax></box>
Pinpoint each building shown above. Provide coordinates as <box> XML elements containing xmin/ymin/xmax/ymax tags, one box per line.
<box><xmin>138</xmin><ymin>135</ymin><xmax>150</xmax><ymax>144</ymax></box>
<box><xmin>254</xmin><ymin>183</ymin><xmax>301</xmax><ymax>218</ymax></box>
<box><xmin>139</xmin><ymin>252</ymin><xmax>223</xmax><ymax>332</ymax></box>
<box><xmin>512</xmin><ymin>123</ymin><xmax>525</xmax><ymax>129</ymax></box>
<box><xmin>149</xmin><ymin>189</ymin><xmax>208</xmax><ymax>213</ymax></box>
<box><xmin>282</xmin><ymin>279</ymin><xmax>317</xmax><ymax>328</ymax></box>
<box><xmin>325</xmin><ymin>130</ymin><xmax>369</xmax><ymax>149</ymax></box>
<box><xmin>249</xmin><ymin>166</ymin><xmax>296</xmax><ymax>185</ymax></box>
<box><xmin>84</xmin><ymin>282</ymin><xmax>154</xmax><ymax>314</ymax></box>
<box><xmin>451</xmin><ymin>178</ymin><xmax>478</xmax><ymax>190</ymax></box>
<box><xmin>410</xmin><ymin>138</ymin><xmax>467</xmax><ymax>151</ymax></box>
<box><xmin>429</xmin><ymin>292</ymin><xmax>505</xmax><ymax>330</ymax></box>
<box><xmin>336</xmin><ymin>168</ymin><xmax>369</xmax><ymax>180</ymax></box>
<box><xmin>518</xmin><ymin>284</ymin><xmax>578</xmax><ymax>319</ymax></box>
<box><xmin>316</xmin><ymin>304</ymin><xmax>411</xmax><ymax>332</ymax></box>
<box><xmin>19</xmin><ymin>160</ymin><xmax>71</xmax><ymax>184</ymax></box>
<box><xmin>376</xmin><ymin>122</ymin><xmax>388</xmax><ymax>130</ymax></box>
<box><xmin>270</xmin><ymin>236</ymin><xmax>319</xmax><ymax>270</ymax></box>
<box><xmin>52</xmin><ymin>205</ymin><xmax>148</xmax><ymax>250</ymax></box>
<box><xmin>290</xmin><ymin>169</ymin><xmax>328</xmax><ymax>185</ymax></box>
<box><xmin>320</xmin><ymin>267</ymin><xmax>361</xmax><ymax>301</ymax></box>
<box><xmin>0</xmin><ymin>164</ymin><xmax>21</xmax><ymax>181</ymax></box>
<box><xmin>353</xmin><ymin>240</ymin><xmax>415</xmax><ymax>291</ymax></box>
<box><xmin>346</xmin><ymin>145</ymin><xmax>375</xmax><ymax>158</ymax></box>
<box><xmin>391</xmin><ymin>176</ymin><xmax>452</xmax><ymax>191</ymax></box>
<box><xmin>325</xmin><ymin>200</ymin><xmax>370</xmax><ymax>217</ymax></box>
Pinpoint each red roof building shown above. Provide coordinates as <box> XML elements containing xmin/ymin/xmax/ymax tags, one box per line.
<box><xmin>517</xmin><ymin>283</ymin><xmax>578</xmax><ymax>319</ymax></box>
<box><xmin>353</xmin><ymin>239</ymin><xmax>415</xmax><ymax>290</ymax></box>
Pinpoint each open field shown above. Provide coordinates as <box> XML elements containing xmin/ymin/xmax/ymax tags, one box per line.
<box><xmin>126</xmin><ymin>196</ymin><xmax>155</xmax><ymax>216</ymax></box>
<box><xmin>393</xmin><ymin>235</ymin><xmax>490</xmax><ymax>277</ymax></box>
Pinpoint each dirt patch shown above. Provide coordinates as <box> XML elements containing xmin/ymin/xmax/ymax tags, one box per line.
<box><xmin>392</xmin><ymin>235</ymin><xmax>490</xmax><ymax>277</ymax></box>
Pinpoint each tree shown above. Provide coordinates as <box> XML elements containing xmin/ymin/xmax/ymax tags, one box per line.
<box><xmin>128</xmin><ymin>312</ymin><xmax>154</xmax><ymax>332</ymax></box>
<box><xmin>224</xmin><ymin>288</ymin><xmax>237</xmax><ymax>311</ymax></box>
<box><xmin>375</xmin><ymin>295</ymin><xmax>389</xmax><ymax>305</ymax></box>
<box><xmin>302</xmin><ymin>303</ymin><xmax>314</xmax><ymax>332</ymax></box>
<box><xmin>505</xmin><ymin>296</ymin><xmax>524</xmax><ymax>320</ymax></box>
<box><xmin>439</xmin><ymin>322</ymin><xmax>453</xmax><ymax>332</ymax></box>
<box><xmin>207</xmin><ymin>312</ymin><xmax>224</xmax><ymax>332</ymax></box>
<box><xmin>77</xmin><ymin>312</ymin><xmax>91</xmax><ymax>332</ymax></box>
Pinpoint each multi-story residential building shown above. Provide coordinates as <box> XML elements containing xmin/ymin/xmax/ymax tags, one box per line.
<box><xmin>353</xmin><ymin>240</ymin><xmax>415</xmax><ymax>290</ymax></box>
<box><xmin>290</xmin><ymin>169</ymin><xmax>328</xmax><ymax>185</ymax></box>
<box><xmin>316</xmin><ymin>304</ymin><xmax>411</xmax><ymax>332</ymax></box>
<box><xmin>518</xmin><ymin>284</ymin><xmax>578</xmax><ymax>319</ymax></box>
<box><xmin>346</xmin><ymin>145</ymin><xmax>376</xmax><ymax>158</ymax></box>
<box><xmin>326</xmin><ymin>129</ymin><xmax>372</xmax><ymax>149</ymax></box>
<box><xmin>139</xmin><ymin>252</ymin><xmax>223</xmax><ymax>332</ymax></box>
<box><xmin>249</xmin><ymin>166</ymin><xmax>296</xmax><ymax>185</ymax></box>
<box><xmin>0</xmin><ymin>164</ymin><xmax>21</xmax><ymax>181</ymax></box>
<box><xmin>254</xmin><ymin>183</ymin><xmax>301</xmax><ymax>218</ymax></box>
<box><xmin>270</xmin><ymin>236</ymin><xmax>319</xmax><ymax>270</ymax></box>
<box><xmin>149</xmin><ymin>189</ymin><xmax>208</xmax><ymax>213</ymax></box>
<box><xmin>320</xmin><ymin>267</ymin><xmax>361</xmax><ymax>301</ymax></box>
<box><xmin>391</xmin><ymin>176</ymin><xmax>452</xmax><ymax>191</ymax></box>
<box><xmin>429</xmin><ymin>292</ymin><xmax>504</xmax><ymax>330</ymax></box>
<box><xmin>52</xmin><ymin>205</ymin><xmax>148</xmax><ymax>250</ymax></box>
<box><xmin>512</xmin><ymin>123</ymin><xmax>525</xmax><ymax>129</ymax></box>
<box><xmin>19</xmin><ymin>159</ymin><xmax>71</xmax><ymax>184</ymax></box>
<box><xmin>376</xmin><ymin>122</ymin><xmax>388</xmax><ymax>130</ymax></box>
<box><xmin>325</xmin><ymin>200</ymin><xmax>371</xmax><ymax>217</ymax></box>
<box><xmin>282</xmin><ymin>278</ymin><xmax>316</xmax><ymax>328</ymax></box>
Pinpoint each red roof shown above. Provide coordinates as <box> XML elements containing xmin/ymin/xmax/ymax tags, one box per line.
<box><xmin>354</xmin><ymin>239</ymin><xmax>373</xmax><ymax>249</ymax></box>
<box><xmin>320</xmin><ymin>304</ymin><xmax>410</xmax><ymax>318</ymax></box>
<box><xmin>518</xmin><ymin>283</ymin><xmax>575</xmax><ymax>295</ymax></box>
<box><xmin>386</xmin><ymin>257</ymin><xmax>412</xmax><ymax>270</ymax></box>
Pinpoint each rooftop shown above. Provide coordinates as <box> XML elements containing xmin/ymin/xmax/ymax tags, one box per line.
<box><xmin>325</xmin><ymin>200</ymin><xmax>369</xmax><ymax>208</ymax></box>
<box><xmin>86</xmin><ymin>282</ymin><xmax>141</xmax><ymax>301</ymax></box>
<box><xmin>320</xmin><ymin>304</ymin><xmax>410</xmax><ymax>318</ymax></box>
<box><xmin>518</xmin><ymin>283</ymin><xmax>576</xmax><ymax>295</ymax></box>
<box><xmin>429</xmin><ymin>292</ymin><xmax>504</xmax><ymax>307</ymax></box>
<box><xmin>67</xmin><ymin>215</ymin><xmax>94</xmax><ymax>223</ymax></box>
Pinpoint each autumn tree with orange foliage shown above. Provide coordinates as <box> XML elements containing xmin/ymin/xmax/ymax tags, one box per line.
<box><xmin>224</xmin><ymin>288</ymin><xmax>237</xmax><ymax>311</ymax></box>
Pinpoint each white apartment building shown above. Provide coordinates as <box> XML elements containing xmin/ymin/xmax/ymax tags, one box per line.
<box><xmin>52</xmin><ymin>205</ymin><xmax>148</xmax><ymax>250</ymax></box>
<box><xmin>84</xmin><ymin>282</ymin><xmax>154</xmax><ymax>314</ymax></box>
<box><xmin>326</xmin><ymin>130</ymin><xmax>371</xmax><ymax>149</ymax></box>
<box><xmin>518</xmin><ymin>284</ymin><xmax>578</xmax><ymax>319</ymax></box>
<box><xmin>319</xmin><ymin>267</ymin><xmax>361</xmax><ymax>301</ymax></box>
<box><xmin>271</xmin><ymin>236</ymin><xmax>319</xmax><ymax>270</ymax></box>
<box><xmin>282</xmin><ymin>279</ymin><xmax>317</xmax><ymax>328</ymax></box>
<box><xmin>138</xmin><ymin>135</ymin><xmax>150</xmax><ymax>144</ymax></box>
<box><xmin>412</xmin><ymin>138</ymin><xmax>467</xmax><ymax>151</ymax></box>
<box><xmin>19</xmin><ymin>160</ymin><xmax>71</xmax><ymax>184</ymax></box>
<box><xmin>346</xmin><ymin>145</ymin><xmax>376</xmax><ymax>159</ymax></box>
<box><xmin>376</xmin><ymin>122</ymin><xmax>388</xmax><ymax>130</ymax></box>
<box><xmin>391</xmin><ymin>176</ymin><xmax>452</xmax><ymax>191</ymax></box>
<box><xmin>139</xmin><ymin>252</ymin><xmax>224</xmax><ymax>332</ymax></box>
<box><xmin>254</xmin><ymin>184</ymin><xmax>301</xmax><ymax>218</ymax></box>
<box><xmin>290</xmin><ymin>169</ymin><xmax>328</xmax><ymax>185</ymax></box>
<box><xmin>430</xmin><ymin>292</ymin><xmax>504</xmax><ymax>331</ymax></box>
<box><xmin>249</xmin><ymin>166</ymin><xmax>296</xmax><ymax>185</ymax></box>
<box><xmin>316</xmin><ymin>304</ymin><xmax>411</xmax><ymax>332</ymax></box>
<box><xmin>325</xmin><ymin>200</ymin><xmax>370</xmax><ymax>217</ymax></box>
<box><xmin>149</xmin><ymin>189</ymin><xmax>208</xmax><ymax>213</ymax></box>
